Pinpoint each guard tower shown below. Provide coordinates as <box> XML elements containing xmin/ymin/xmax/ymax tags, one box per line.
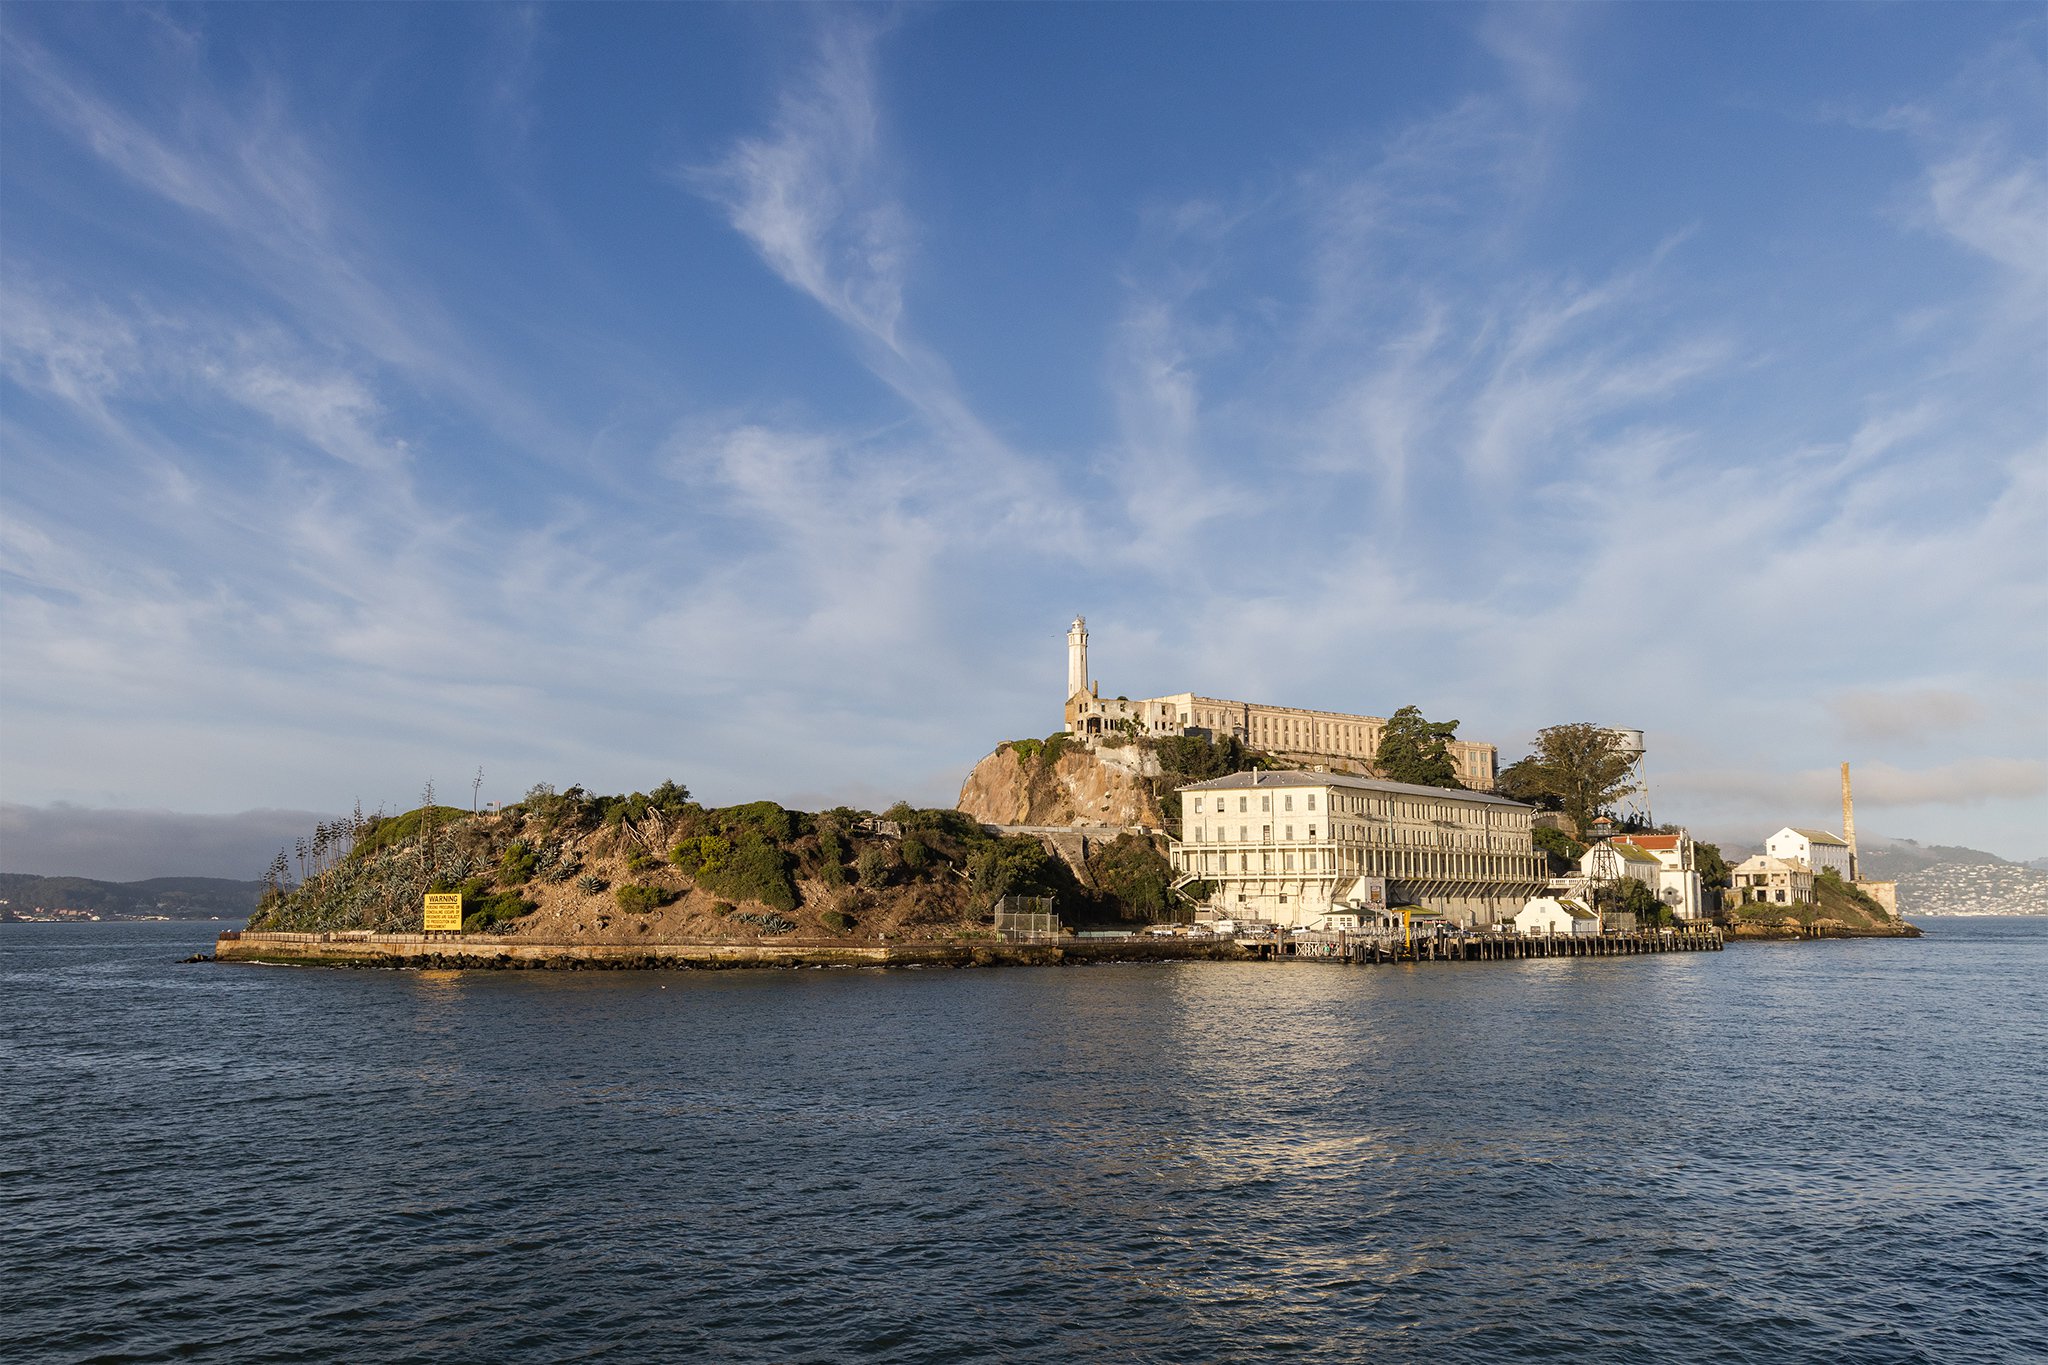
<box><xmin>1067</xmin><ymin>615</ymin><xmax>1089</xmax><ymax>701</ymax></box>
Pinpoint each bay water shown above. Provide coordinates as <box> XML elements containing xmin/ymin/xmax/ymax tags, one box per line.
<box><xmin>3</xmin><ymin>919</ymin><xmax>2043</xmax><ymax>1363</ymax></box>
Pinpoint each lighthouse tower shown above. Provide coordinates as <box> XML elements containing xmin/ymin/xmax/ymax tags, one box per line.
<box><xmin>1067</xmin><ymin>615</ymin><xmax>1089</xmax><ymax>700</ymax></box>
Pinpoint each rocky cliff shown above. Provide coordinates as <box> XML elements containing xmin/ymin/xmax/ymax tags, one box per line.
<box><xmin>956</xmin><ymin>738</ymin><xmax>1166</xmax><ymax>829</ymax></box>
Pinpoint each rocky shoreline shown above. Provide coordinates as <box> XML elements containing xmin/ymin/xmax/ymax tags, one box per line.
<box><xmin>1725</xmin><ymin>919</ymin><xmax>1922</xmax><ymax>941</ymax></box>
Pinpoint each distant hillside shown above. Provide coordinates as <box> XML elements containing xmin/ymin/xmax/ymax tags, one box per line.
<box><xmin>0</xmin><ymin>872</ymin><xmax>265</xmax><ymax>920</ymax></box>
<box><xmin>1852</xmin><ymin>838</ymin><xmax>2046</xmax><ymax>916</ymax></box>
<box><xmin>1855</xmin><ymin>837</ymin><xmax>2010</xmax><ymax>879</ymax></box>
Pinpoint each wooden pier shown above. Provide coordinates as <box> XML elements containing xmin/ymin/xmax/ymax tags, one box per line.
<box><xmin>1255</xmin><ymin>925</ymin><xmax>1725</xmax><ymax>965</ymax></box>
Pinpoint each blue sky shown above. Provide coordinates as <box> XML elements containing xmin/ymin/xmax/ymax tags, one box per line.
<box><xmin>3</xmin><ymin>3</ymin><xmax>2044</xmax><ymax>878</ymax></box>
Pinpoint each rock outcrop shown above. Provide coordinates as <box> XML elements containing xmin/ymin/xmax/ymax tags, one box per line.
<box><xmin>956</xmin><ymin>739</ymin><xmax>1166</xmax><ymax>829</ymax></box>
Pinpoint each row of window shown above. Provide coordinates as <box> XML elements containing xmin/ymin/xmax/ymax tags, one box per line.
<box><xmin>1190</xmin><ymin>792</ymin><xmax>1317</xmax><ymax>815</ymax></box>
<box><xmin>1191</xmin><ymin>789</ymin><xmax>1525</xmax><ymax>829</ymax></box>
<box><xmin>1187</xmin><ymin>818</ymin><xmax>1523</xmax><ymax>847</ymax></box>
<box><xmin>1178</xmin><ymin>849</ymin><xmax>1545</xmax><ymax>877</ymax></box>
<box><xmin>1191</xmin><ymin>824</ymin><xmax>1317</xmax><ymax>843</ymax></box>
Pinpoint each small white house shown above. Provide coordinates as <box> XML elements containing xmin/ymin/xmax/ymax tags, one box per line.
<box><xmin>1764</xmin><ymin>827</ymin><xmax>1852</xmax><ymax>879</ymax></box>
<box><xmin>1513</xmin><ymin>896</ymin><xmax>1600</xmax><ymax>937</ymax></box>
<box><xmin>1732</xmin><ymin>854</ymin><xmax>1814</xmax><ymax>905</ymax></box>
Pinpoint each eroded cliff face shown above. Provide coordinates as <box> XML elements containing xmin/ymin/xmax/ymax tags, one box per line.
<box><xmin>956</xmin><ymin>740</ymin><xmax>1166</xmax><ymax>829</ymax></box>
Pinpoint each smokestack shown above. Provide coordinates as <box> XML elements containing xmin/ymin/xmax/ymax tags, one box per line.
<box><xmin>1841</xmin><ymin>761</ymin><xmax>1858</xmax><ymax>882</ymax></box>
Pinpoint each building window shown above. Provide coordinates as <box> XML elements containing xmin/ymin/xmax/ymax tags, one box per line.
<box><xmin>1261</xmin><ymin>796</ymin><xmax>1271</xmax><ymax>812</ymax></box>
<box><xmin>1239</xmin><ymin>797</ymin><xmax>1248</xmax><ymax>813</ymax></box>
<box><xmin>1285</xmin><ymin>826</ymin><xmax>1293</xmax><ymax>840</ymax></box>
<box><xmin>1308</xmin><ymin>826</ymin><xmax>1316</xmax><ymax>838</ymax></box>
<box><xmin>1284</xmin><ymin>853</ymin><xmax>1295</xmax><ymax>870</ymax></box>
<box><xmin>1307</xmin><ymin>794</ymin><xmax>1316</xmax><ymax>810</ymax></box>
<box><xmin>1192</xmin><ymin>798</ymin><xmax>1203</xmax><ymax>814</ymax></box>
<box><xmin>1284</xmin><ymin>795</ymin><xmax>1294</xmax><ymax>811</ymax></box>
<box><xmin>1262</xmin><ymin>825</ymin><xmax>1271</xmax><ymax>840</ymax></box>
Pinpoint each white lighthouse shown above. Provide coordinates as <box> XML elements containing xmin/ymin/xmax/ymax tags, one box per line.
<box><xmin>1067</xmin><ymin>615</ymin><xmax>1089</xmax><ymax>701</ymax></box>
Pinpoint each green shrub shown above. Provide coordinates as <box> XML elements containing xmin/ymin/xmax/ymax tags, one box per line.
<box><xmin>1092</xmin><ymin>833</ymin><xmax>1172</xmax><ymax>920</ymax></box>
<box><xmin>856</xmin><ymin>845</ymin><xmax>894</xmax><ymax>887</ymax></box>
<box><xmin>821</xmin><ymin>909</ymin><xmax>855</xmax><ymax>934</ymax></box>
<box><xmin>811</xmin><ymin>829</ymin><xmax>850</xmax><ymax>887</ymax></box>
<box><xmin>499</xmin><ymin>841</ymin><xmax>541</xmax><ymax>883</ymax></box>
<box><xmin>460</xmin><ymin>887</ymin><xmax>533</xmax><ymax>931</ymax></box>
<box><xmin>626</xmin><ymin>850</ymin><xmax>654</xmax><ymax>873</ymax></box>
<box><xmin>714</xmin><ymin>800</ymin><xmax>797</xmax><ymax>843</ymax></box>
<box><xmin>968</xmin><ymin>836</ymin><xmax>1063</xmax><ymax>902</ymax></box>
<box><xmin>1531</xmin><ymin>826</ymin><xmax>1584</xmax><ymax>874</ymax></box>
<box><xmin>615</xmin><ymin>883</ymin><xmax>679</xmax><ymax>915</ymax></box>
<box><xmin>711</xmin><ymin>901</ymin><xmax>736</xmax><ymax>917</ymax></box>
<box><xmin>671</xmin><ymin>834</ymin><xmax>732</xmax><ymax>876</ymax></box>
<box><xmin>697</xmin><ymin>832</ymin><xmax>799</xmax><ymax>913</ymax></box>
<box><xmin>350</xmin><ymin>806</ymin><xmax>473</xmax><ymax>861</ymax></box>
<box><xmin>899</xmin><ymin>834</ymin><xmax>930</xmax><ymax>870</ymax></box>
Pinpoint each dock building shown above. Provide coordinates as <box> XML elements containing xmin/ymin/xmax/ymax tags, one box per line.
<box><xmin>1168</xmin><ymin>769</ymin><xmax>1547</xmax><ymax>929</ymax></box>
<box><xmin>1060</xmin><ymin>616</ymin><xmax>1500</xmax><ymax>789</ymax></box>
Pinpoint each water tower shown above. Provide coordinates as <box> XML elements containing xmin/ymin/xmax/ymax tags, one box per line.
<box><xmin>1605</xmin><ymin>727</ymin><xmax>1651</xmax><ymax>826</ymax></box>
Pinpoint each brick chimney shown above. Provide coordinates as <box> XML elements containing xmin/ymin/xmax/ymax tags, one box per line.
<box><xmin>1841</xmin><ymin>761</ymin><xmax>1858</xmax><ymax>882</ymax></box>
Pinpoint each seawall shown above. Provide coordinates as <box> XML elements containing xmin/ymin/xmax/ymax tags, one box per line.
<box><xmin>212</xmin><ymin>930</ymin><xmax>1252</xmax><ymax>971</ymax></box>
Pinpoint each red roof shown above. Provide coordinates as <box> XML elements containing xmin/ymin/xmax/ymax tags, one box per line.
<box><xmin>1615</xmin><ymin>835</ymin><xmax>1681</xmax><ymax>851</ymax></box>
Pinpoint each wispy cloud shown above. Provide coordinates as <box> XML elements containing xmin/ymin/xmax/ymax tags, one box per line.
<box><xmin>2</xmin><ymin>6</ymin><xmax>2042</xmax><ymax>870</ymax></box>
<box><xmin>686</xmin><ymin>15</ymin><xmax>1079</xmax><ymax>556</ymax></box>
<box><xmin>1</xmin><ymin>29</ymin><xmax>567</xmax><ymax>458</ymax></box>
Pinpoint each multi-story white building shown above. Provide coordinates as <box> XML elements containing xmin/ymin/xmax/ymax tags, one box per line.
<box><xmin>1764</xmin><ymin>827</ymin><xmax>1853</xmax><ymax>879</ymax></box>
<box><xmin>1168</xmin><ymin>769</ymin><xmax>1547</xmax><ymax>929</ymax></box>
<box><xmin>1619</xmin><ymin>834</ymin><xmax>1707</xmax><ymax>920</ymax></box>
<box><xmin>1061</xmin><ymin>617</ymin><xmax>1499</xmax><ymax>790</ymax></box>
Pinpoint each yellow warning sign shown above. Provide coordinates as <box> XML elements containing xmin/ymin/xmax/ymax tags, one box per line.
<box><xmin>423</xmin><ymin>893</ymin><xmax>464</xmax><ymax>932</ymax></box>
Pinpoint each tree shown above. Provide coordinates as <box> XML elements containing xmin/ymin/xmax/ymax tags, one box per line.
<box><xmin>1530</xmin><ymin>825</ymin><xmax>1584</xmax><ymax>875</ymax></box>
<box><xmin>1595</xmin><ymin>875</ymin><xmax>1666</xmax><ymax>926</ymax></box>
<box><xmin>1502</xmin><ymin>724</ymin><xmax>1636</xmax><ymax>837</ymax></box>
<box><xmin>1373</xmin><ymin>705</ymin><xmax>1464</xmax><ymax>789</ymax></box>
<box><xmin>1149</xmin><ymin>733</ymin><xmax>1270</xmax><ymax>823</ymax></box>
<box><xmin>1694</xmin><ymin>840</ymin><xmax>1731</xmax><ymax>892</ymax></box>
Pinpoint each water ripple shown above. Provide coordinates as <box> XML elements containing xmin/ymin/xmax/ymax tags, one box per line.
<box><xmin>3</xmin><ymin>921</ymin><xmax>2045</xmax><ymax>1363</ymax></box>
